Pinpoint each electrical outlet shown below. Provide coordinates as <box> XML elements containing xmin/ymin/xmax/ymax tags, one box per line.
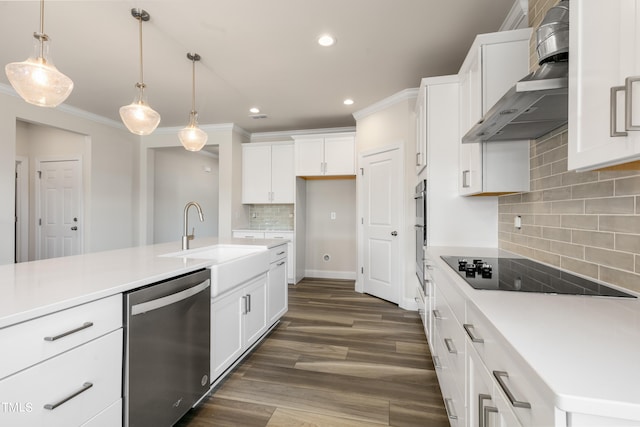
<box><xmin>330</xmin><ymin>212</ymin><xmax>336</xmax><ymax>220</ymax></box>
<box><xmin>514</xmin><ymin>215</ymin><xmax>522</xmax><ymax>229</ymax></box>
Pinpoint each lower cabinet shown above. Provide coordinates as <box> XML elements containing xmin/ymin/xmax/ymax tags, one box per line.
<box><xmin>267</xmin><ymin>245</ymin><xmax>288</xmax><ymax>325</ymax></box>
<box><xmin>210</xmin><ymin>274</ymin><xmax>268</xmax><ymax>381</ymax></box>
<box><xmin>233</xmin><ymin>230</ymin><xmax>296</xmax><ymax>283</ymax></box>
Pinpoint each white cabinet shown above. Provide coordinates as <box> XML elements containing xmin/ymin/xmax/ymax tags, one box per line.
<box><xmin>210</xmin><ymin>274</ymin><xmax>268</xmax><ymax>380</ymax></box>
<box><xmin>267</xmin><ymin>244</ymin><xmax>288</xmax><ymax>325</ymax></box>
<box><xmin>242</xmin><ymin>142</ymin><xmax>294</xmax><ymax>204</ymax></box>
<box><xmin>233</xmin><ymin>230</ymin><xmax>296</xmax><ymax>283</ymax></box>
<box><xmin>458</xmin><ymin>28</ymin><xmax>532</xmax><ymax>195</ymax></box>
<box><xmin>294</xmin><ymin>133</ymin><xmax>356</xmax><ymax>176</ymax></box>
<box><xmin>0</xmin><ymin>296</ymin><xmax>123</xmax><ymax>427</ymax></box>
<box><xmin>568</xmin><ymin>1</ymin><xmax>640</xmax><ymax>170</ymax></box>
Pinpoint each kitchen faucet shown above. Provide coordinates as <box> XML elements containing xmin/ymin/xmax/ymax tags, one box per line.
<box><xmin>182</xmin><ymin>201</ymin><xmax>204</xmax><ymax>250</ymax></box>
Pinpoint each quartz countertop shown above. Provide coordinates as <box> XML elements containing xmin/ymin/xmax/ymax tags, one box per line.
<box><xmin>0</xmin><ymin>237</ymin><xmax>286</xmax><ymax>329</ymax></box>
<box><xmin>426</xmin><ymin>246</ymin><xmax>640</xmax><ymax>421</ymax></box>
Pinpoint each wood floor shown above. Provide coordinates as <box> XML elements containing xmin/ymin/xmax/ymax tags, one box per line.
<box><xmin>176</xmin><ymin>278</ymin><xmax>449</xmax><ymax>427</ymax></box>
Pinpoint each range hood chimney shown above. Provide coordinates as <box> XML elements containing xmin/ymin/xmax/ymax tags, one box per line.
<box><xmin>462</xmin><ymin>0</ymin><xmax>569</xmax><ymax>144</ymax></box>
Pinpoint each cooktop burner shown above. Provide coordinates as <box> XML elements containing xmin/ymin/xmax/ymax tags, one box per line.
<box><xmin>441</xmin><ymin>256</ymin><xmax>636</xmax><ymax>298</ymax></box>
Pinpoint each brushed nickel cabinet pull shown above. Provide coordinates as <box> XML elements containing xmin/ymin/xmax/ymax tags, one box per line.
<box><xmin>433</xmin><ymin>355</ymin><xmax>442</xmax><ymax>370</ymax></box>
<box><xmin>444</xmin><ymin>398</ymin><xmax>458</xmax><ymax>420</ymax></box>
<box><xmin>277</xmin><ymin>261</ymin><xmax>285</xmax><ymax>266</ymax></box>
<box><xmin>44</xmin><ymin>322</ymin><xmax>94</xmax><ymax>341</ymax></box>
<box><xmin>479</xmin><ymin>394</ymin><xmax>492</xmax><ymax>427</ymax></box>
<box><xmin>493</xmin><ymin>370</ymin><xmax>531</xmax><ymax>409</ymax></box>
<box><xmin>432</xmin><ymin>309</ymin><xmax>443</xmax><ymax>320</ymax></box>
<box><xmin>484</xmin><ymin>405</ymin><xmax>499</xmax><ymax>427</ymax></box>
<box><xmin>44</xmin><ymin>382</ymin><xmax>93</xmax><ymax>410</ymax></box>
<box><xmin>444</xmin><ymin>338</ymin><xmax>457</xmax><ymax>354</ymax></box>
<box><xmin>242</xmin><ymin>296</ymin><xmax>248</xmax><ymax>315</ymax></box>
<box><xmin>625</xmin><ymin>76</ymin><xmax>640</xmax><ymax>131</ymax></box>
<box><xmin>277</xmin><ymin>251</ymin><xmax>286</xmax><ymax>255</ymax></box>
<box><xmin>463</xmin><ymin>323</ymin><xmax>484</xmax><ymax>343</ymax></box>
<box><xmin>462</xmin><ymin>170</ymin><xmax>471</xmax><ymax>188</ymax></box>
<box><xmin>611</xmin><ymin>86</ymin><xmax>628</xmax><ymax>137</ymax></box>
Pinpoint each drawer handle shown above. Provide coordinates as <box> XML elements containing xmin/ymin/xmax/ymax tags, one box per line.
<box><xmin>484</xmin><ymin>405</ymin><xmax>499</xmax><ymax>427</ymax></box>
<box><xmin>432</xmin><ymin>309</ymin><xmax>443</xmax><ymax>320</ymax></box>
<box><xmin>444</xmin><ymin>338</ymin><xmax>457</xmax><ymax>354</ymax></box>
<box><xmin>479</xmin><ymin>394</ymin><xmax>492</xmax><ymax>427</ymax></box>
<box><xmin>277</xmin><ymin>251</ymin><xmax>286</xmax><ymax>255</ymax></box>
<box><xmin>444</xmin><ymin>398</ymin><xmax>458</xmax><ymax>420</ymax></box>
<box><xmin>44</xmin><ymin>322</ymin><xmax>94</xmax><ymax>341</ymax></box>
<box><xmin>242</xmin><ymin>296</ymin><xmax>248</xmax><ymax>315</ymax></box>
<box><xmin>277</xmin><ymin>261</ymin><xmax>285</xmax><ymax>266</ymax></box>
<box><xmin>44</xmin><ymin>382</ymin><xmax>93</xmax><ymax>410</ymax></box>
<box><xmin>625</xmin><ymin>76</ymin><xmax>640</xmax><ymax>131</ymax></box>
<box><xmin>433</xmin><ymin>355</ymin><xmax>442</xmax><ymax>370</ymax></box>
<box><xmin>463</xmin><ymin>323</ymin><xmax>484</xmax><ymax>343</ymax></box>
<box><xmin>493</xmin><ymin>370</ymin><xmax>531</xmax><ymax>409</ymax></box>
<box><xmin>610</xmin><ymin>86</ymin><xmax>628</xmax><ymax>137</ymax></box>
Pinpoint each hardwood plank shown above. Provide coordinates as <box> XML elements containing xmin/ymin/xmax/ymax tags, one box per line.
<box><xmin>266</xmin><ymin>408</ymin><xmax>386</xmax><ymax>427</ymax></box>
<box><xmin>389</xmin><ymin>400</ymin><xmax>450</xmax><ymax>427</ymax></box>
<box><xmin>175</xmin><ymin>397</ymin><xmax>275</xmax><ymax>427</ymax></box>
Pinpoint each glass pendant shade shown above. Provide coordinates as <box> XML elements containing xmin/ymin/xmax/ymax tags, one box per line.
<box><xmin>119</xmin><ymin>86</ymin><xmax>161</xmax><ymax>135</ymax></box>
<box><xmin>5</xmin><ymin>33</ymin><xmax>73</xmax><ymax>108</ymax></box>
<box><xmin>179</xmin><ymin>112</ymin><xmax>208</xmax><ymax>151</ymax></box>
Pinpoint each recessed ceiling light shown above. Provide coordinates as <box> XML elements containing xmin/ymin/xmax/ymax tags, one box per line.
<box><xmin>343</xmin><ymin>98</ymin><xmax>354</xmax><ymax>105</ymax></box>
<box><xmin>249</xmin><ymin>107</ymin><xmax>260</xmax><ymax>114</ymax></box>
<box><xmin>318</xmin><ymin>34</ymin><xmax>336</xmax><ymax>47</ymax></box>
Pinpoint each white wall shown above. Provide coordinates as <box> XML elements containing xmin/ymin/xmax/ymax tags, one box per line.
<box><xmin>304</xmin><ymin>179</ymin><xmax>357</xmax><ymax>278</ymax></box>
<box><xmin>153</xmin><ymin>147</ymin><xmax>219</xmax><ymax>243</ymax></box>
<box><xmin>355</xmin><ymin>92</ymin><xmax>416</xmax><ymax>307</ymax></box>
<box><xmin>0</xmin><ymin>89</ymin><xmax>140</xmax><ymax>265</ymax></box>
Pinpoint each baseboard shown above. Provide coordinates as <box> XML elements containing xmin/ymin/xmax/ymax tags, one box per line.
<box><xmin>400</xmin><ymin>296</ymin><xmax>418</xmax><ymax>311</ymax></box>
<box><xmin>304</xmin><ymin>269</ymin><xmax>357</xmax><ymax>280</ymax></box>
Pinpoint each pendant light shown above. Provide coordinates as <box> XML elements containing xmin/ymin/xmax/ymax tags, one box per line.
<box><xmin>119</xmin><ymin>8</ymin><xmax>160</xmax><ymax>136</ymax></box>
<box><xmin>5</xmin><ymin>0</ymin><xmax>73</xmax><ymax>108</ymax></box>
<box><xmin>178</xmin><ymin>53</ymin><xmax>208</xmax><ymax>151</ymax></box>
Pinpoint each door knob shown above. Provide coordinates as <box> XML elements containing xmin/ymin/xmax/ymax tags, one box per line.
<box><xmin>71</xmin><ymin>226</ymin><xmax>78</xmax><ymax>231</ymax></box>
<box><xmin>391</xmin><ymin>231</ymin><xmax>398</xmax><ymax>236</ymax></box>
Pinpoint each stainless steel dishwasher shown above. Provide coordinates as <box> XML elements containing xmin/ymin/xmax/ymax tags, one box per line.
<box><xmin>124</xmin><ymin>269</ymin><xmax>211</xmax><ymax>427</ymax></box>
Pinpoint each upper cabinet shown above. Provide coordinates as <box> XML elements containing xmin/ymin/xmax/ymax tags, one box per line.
<box><xmin>568</xmin><ymin>1</ymin><xmax>640</xmax><ymax>170</ymax></box>
<box><xmin>293</xmin><ymin>133</ymin><xmax>356</xmax><ymax>177</ymax></box>
<box><xmin>458</xmin><ymin>28</ymin><xmax>532</xmax><ymax>195</ymax></box>
<box><xmin>415</xmin><ymin>87</ymin><xmax>427</xmax><ymax>174</ymax></box>
<box><xmin>242</xmin><ymin>142</ymin><xmax>295</xmax><ymax>204</ymax></box>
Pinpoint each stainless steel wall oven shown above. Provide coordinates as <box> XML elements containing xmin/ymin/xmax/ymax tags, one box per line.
<box><xmin>414</xmin><ymin>180</ymin><xmax>427</xmax><ymax>291</ymax></box>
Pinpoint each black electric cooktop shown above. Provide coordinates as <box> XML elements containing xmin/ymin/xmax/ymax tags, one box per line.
<box><xmin>441</xmin><ymin>256</ymin><xmax>636</xmax><ymax>298</ymax></box>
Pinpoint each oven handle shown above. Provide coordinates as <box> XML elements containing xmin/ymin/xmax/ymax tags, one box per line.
<box><xmin>414</xmin><ymin>224</ymin><xmax>425</xmax><ymax>229</ymax></box>
<box><xmin>131</xmin><ymin>279</ymin><xmax>210</xmax><ymax>316</ymax></box>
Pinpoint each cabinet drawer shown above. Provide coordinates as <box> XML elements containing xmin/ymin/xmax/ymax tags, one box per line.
<box><xmin>81</xmin><ymin>399</ymin><xmax>122</xmax><ymax>427</ymax></box>
<box><xmin>0</xmin><ymin>329</ymin><xmax>122</xmax><ymax>427</ymax></box>
<box><xmin>269</xmin><ymin>244</ymin><xmax>288</xmax><ymax>263</ymax></box>
<box><xmin>233</xmin><ymin>231</ymin><xmax>265</xmax><ymax>239</ymax></box>
<box><xmin>0</xmin><ymin>294</ymin><xmax>122</xmax><ymax>380</ymax></box>
<box><xmin>465</xmin><ymin>303</ymin><xmax>554</xmax><ymax>427</ymax></box>
<box><xmin>432</xmin><ymin>265</ymin><xmax>465</xmax><ymax>322</ymax></box>
<box><xmin>433</xmin><ymin>292</ymin><xmax>465</xmax><ymax>397</ymax></box>
<box><xmin>264</xmin><ymin>231</ymin><xmax>293</xmax><ymax>241</ymax></box>
<box><xmin>432</xmin><ymin>328</ymin><xmax>464</xmax><ymax>426</ymax></box>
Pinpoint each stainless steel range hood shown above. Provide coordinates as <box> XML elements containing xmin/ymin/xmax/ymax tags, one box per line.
<box><xmin>462</xmin><ymin>0</ymin><xmax>569</xmax><ymax>144</ymax></box>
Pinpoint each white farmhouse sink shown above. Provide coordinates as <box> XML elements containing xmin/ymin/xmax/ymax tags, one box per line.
<box><xmin>161</xmin><ymin>245</ymin><xmax>270</xmax><ymax>296</ymax></box>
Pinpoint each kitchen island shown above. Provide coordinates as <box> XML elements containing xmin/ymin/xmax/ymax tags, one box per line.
<box><xmin>0</xmin><ymin>237</ymin><xmax>288</xmax><ymax>427</ymax></box>
<box><xmin>425</xmin><ymin>246</ymin><xmax>640</xmax><ymax>427</ymax></box>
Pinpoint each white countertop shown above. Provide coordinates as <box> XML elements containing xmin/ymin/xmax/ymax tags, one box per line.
<box><xmin>427</xmin><ymin>246</ymin><xmax>640</xmax><ymax>421</ymax></box>
<box><xmin>0</xmin><ymin>238</ymin><xmax>286</xmax><ymax>329</ymax></box>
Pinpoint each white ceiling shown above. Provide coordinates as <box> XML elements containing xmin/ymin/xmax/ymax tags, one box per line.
<box><xmin>0</xmin><ymin>0</ymin><xmax>519</xmax><ymax>133</ymax></box>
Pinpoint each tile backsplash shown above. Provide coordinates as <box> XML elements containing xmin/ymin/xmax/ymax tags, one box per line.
<box><xmin>498</xmin><ymin>128</ymin><xmax>640</xmax><ymax>292</ymax></box>
<box><xmin>248</xmin><ymin>204</ymin><xmax>294</xmax><ymax>230</ymax></box>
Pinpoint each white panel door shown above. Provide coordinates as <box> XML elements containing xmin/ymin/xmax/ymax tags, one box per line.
<box><xmin>362</xmin><ymin>148</ymin><xmax>401</xmax><ymax>304</ymax></box>
<box><xmin>38</xmin><ymin>160</ymin><xmax>81</xmax><ymax>260</ymax></box>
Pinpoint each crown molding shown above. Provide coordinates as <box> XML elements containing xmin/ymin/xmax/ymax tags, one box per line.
<box><xmin>499</xmin><ymin>0</ymin><xmax>528</xmax><ymax>31</ymax></box>
<box><xmin>250</xmin><ymin>126</ymin><xmax>356</xmax><ymax>142</ymax></box>
<box><xmin>352</xmin><ymin>88</ymin><xmax>419</xmax><ymax>121</ymax></box>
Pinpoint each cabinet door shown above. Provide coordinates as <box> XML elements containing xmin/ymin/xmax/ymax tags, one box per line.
<box><xmin>243</xmin><ymin>275</ymin><xmax>268</xmax><ymax>345</ymax></box>
<box><xmin>415</xmin><ymin>88</ymin><xmax>427</xmax><ymax>174</ymax></box>
<box><xmin>459</xmin><ymin>50</ymin><xmax>484</xmax><ymax>195</ymax></box>
<box><xmin>242</xmin><ymin>145</ymin><xmax>272</xmax><ymax>203</ymax></box>
<box><xmin>569</xmin><ymin>0</ymin><xmax>640</xmax><ymax>170</ymax></box>
<box><xmin>324</xmin><ymin>136</ymin><xmax>355</xmax><ymax>175</ymax></box>
<box><xmin>211</xmin><ymin>287</ymin><xmax>244</xmax><ymax>380</ymax></box>
<box><xmin>270</xmin><ymin>144</ymin><xmax>295</xmax><ymax>203</ymax></box>
<box><xmin>267</xmin><ymin>258</ymin><xmax>288</xmax><ymax>325</ymax></box>
<box><xmin>295</xmin><ymin>138</ymin><xmax>325</xmax><ymax>176</ymax></box>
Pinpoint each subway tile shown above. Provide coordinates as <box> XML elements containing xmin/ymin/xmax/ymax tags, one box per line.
<box><xmin>512</xmin><ymin>233</ymin><xmax>529</xmax><ymax>246</ymax></box>
<box><xmin>561</xmin><ymin>170</ymin><xmax>599</xmax><ymax>186</ymax></box>
<box><xmin>543</xmin><ymin>187</ymin><xmax>572</xmax><ymax>201</ymax></box>
<box><xmin>585</xmin><ymin>197</ymin><xmax>635</xmax><ymax>214</ymax></box>
<box><xmin>527</xmin><ymin>236</ymin><xmax>551</xmax><ymax>251</ymax></box>
<box><xmin>498</xmin><ymin>232</ymin><xmax>512</xmax><ymax>243</ymax></box>
<box><xmin>571</xmin><ymin>181</ymin><xmax>614</xmax><ymax>199</ymax></box>
<box><xmin>616</xmin><ymin>234</ymin><xmax>640</xmax><ymax>254</ymax></box>
<box><xmin>542</xmin><ymin>145</ymin><xmax>567</xmax><ymax>165</ymax></box>
<box><xmin>600</xmin><ymin>266</ymin><xmax>640</xmax><ymax>292</ymax></box>
<box><xmin>531</xmin><ymin>164</ymin><xmax>552</xmax><ymax>180</ymax></box>
<box><xmin>534</xmin><ymin>134</ymin><xmax>563</xmax><ymax>156</ymax></box>
<box><xmin>585</xmin><ymin>247</ymin><xmax>635</xmax><ymax>272</ymax></box>
<box><xmin>521</xmin><ymin>191</ymin><xmax>544</xmax><ymax>203</ymax></box>
<box><xmin>560</xmin><ymin>257</ymin><xmax>599</xmax><ymax>280</ymax></box>
<box><xmin>551</xmin><ymin>158</ymin><xmax>568</xmax><ymax>175</ymax></box>
<box><xmin>599</xmin><ymin>216</ymin><xmax>640</xmax><ymax>234</ymax></box>
<box><xmin>532</xmin><ymin>249</ymin><xmax>561</xmax><ymax>267</ymax></box>
<box><xmin>615</xmin><ymin>176</ymin><xmax>640</xmax><ymax>196</ymax></box>
<box><xmin>521</xmin><ymin>225</ymin><xmax>543</xmax><ymax>237</ymax></box>
<box><xmin>550</xmin><ymin>241</ymin><xmax>584</xmax><ymax>259</ymax></box>
<box><xmin>637</xmin><ymin>254</ymin><xmax>640</xmax><ymax>273</ymax></box>
<box><xmin>499</xmin><ymin>194</ymin><xmax>522</xmax><ymax>205</ymax></box>
<box><xmin>560</xmin><ymin>215</ymin><xmax>598</xmax><ymax>231</ymax></box>
<box><xmin>542</xmin><ymin>227</ymin><xmax>572</xmax><ymax>242</ymax></box>
<box><xmin>551</xmin><ymin>200</ymin><xmax>584</xmax><ymax>214</ymax></box>
<box><xmin>530</xmin><ymin>154</ymin><xmax>545</xmax><ymax>169</ymax></box>
<box><xmin>517</xmin><ymin>202</ymin><xmax>553</xmax><ymax>214</ymax></box>
<box><xmin>536</xmin><ymin>174</ymin><xmax>564</xmax><ymax>190</ymax></box>
<box><xmin>600</xmin><ymin>169</ymin><xmax>640</xmax><ymax>181</ymax></box>
<box><xmin>535</xmin><ymin>214</ymin><xmax>562</xmax><ymax>227</ymax></box>
<box><xmin>572</xmin><ymin>230</ymin><xmax>615</xmax><ymax>249</ymax></box>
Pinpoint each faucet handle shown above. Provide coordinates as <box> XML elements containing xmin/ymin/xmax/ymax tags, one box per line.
<box><xmin>188</xmin><ymin>227</ymin><xmax>195</xmax><ymax>240</ymax></box>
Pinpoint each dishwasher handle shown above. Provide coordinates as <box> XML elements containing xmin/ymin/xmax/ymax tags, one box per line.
<box><xmin>131</xmin><ymin>279</ymin><xmax>210</xmax><ymax>316</ymax></box>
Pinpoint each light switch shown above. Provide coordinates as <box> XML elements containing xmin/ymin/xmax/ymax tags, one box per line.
<box><xmin>330</xmin><ymin>212</ymin><xmax>336</xmax><ymax>220</ymax></box>
<box><xmin>514</xmin><ymin>215</ymin><xmax>522</xmax><ymax>229</ymax></box>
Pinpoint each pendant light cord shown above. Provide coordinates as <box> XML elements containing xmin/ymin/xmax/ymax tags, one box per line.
<box><xmin>138</xmin><ymin>14</ymin><xmax>145</xmax><ymax>91</ymax></box>
<box><xmin>191</xmin><ymin>56</ymin><xmax>196</xmax><ymax>114</ymax></box>
<box><xmin>35</xmin><ymin>0</ymin><xmax>48</xmax><ymax>59</ymax></box>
